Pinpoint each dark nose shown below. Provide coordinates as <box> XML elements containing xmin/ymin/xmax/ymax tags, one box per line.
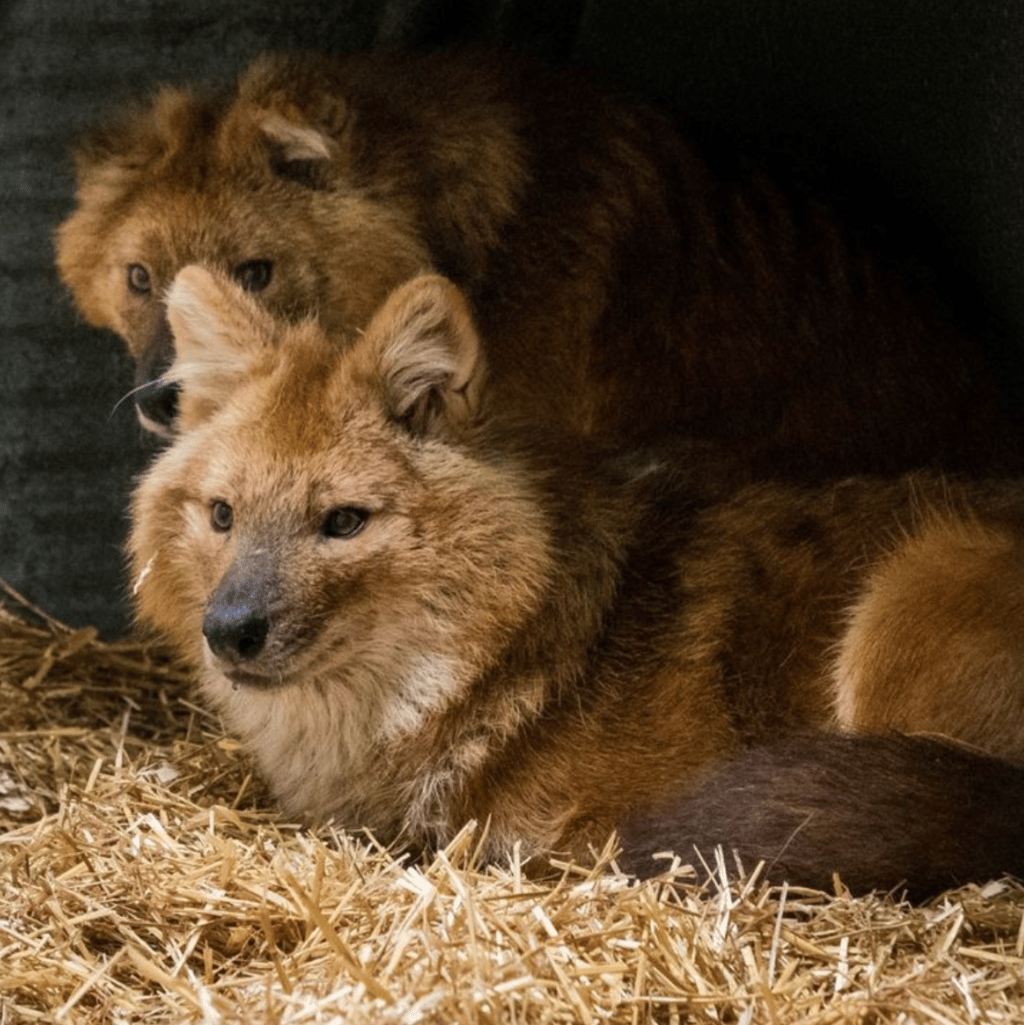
<box><xmin>134</xmin><ymin>316</ymin><xmax>179</xmax><ymax>432</ymax></box>
<box><xmin>203</xmin><ymin>597</ymin><xmax>270</xmax><ymax>662</ymax></box>
<box><xmin>135</xmin><ymin>378</ymin><xmax>180</xmax><ymax>432</ymax></box>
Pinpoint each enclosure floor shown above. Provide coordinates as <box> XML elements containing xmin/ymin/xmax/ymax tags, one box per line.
<box><xmin>2</xmin><ymin>587</ymin><xmax>1023</xmax><ymax>1024</ymax></box>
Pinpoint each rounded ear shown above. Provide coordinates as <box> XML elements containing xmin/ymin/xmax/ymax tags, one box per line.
<box><xmin>69</xmin><ymin>87</ymin><xmax>196</xmax><ymax>187</ymax></box>
<box><xmin>164</xmin><ymin>265</ymin><xmax>277</xmax><ymax>428</ymax></box>
<box><xmin>365</xmin><ymin>275</ymin><xmax>486</xmax><ymax>441</ymax></box>
<box><xmin>254</xmin><ymin>108</ymin><xmax>342</xmax><ymax>189</ymax></box>
<box><xmin>232</xmin><ymin>53</ymin><xmax>352</xmax><ymax>189</ymax></box>
<box><xmin>257</xmin><ymin>109</ymin><xmax>337</xmax><ymax>162</ymax></box>
<box><xmin>55</xmin><ymin>89</ymin><xmax>205</xmax><ymax>321</ymax></box>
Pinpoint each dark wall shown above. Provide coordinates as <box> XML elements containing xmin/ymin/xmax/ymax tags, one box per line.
<box><xmin>3</xmin><ymin>0</ymin><xmax>1024</xmax><ymax>635</ymax></box>
<box><xmin>576</xmin><ymin>0</ymin><xmax>1024</xmax><ymax>373</ymax></box>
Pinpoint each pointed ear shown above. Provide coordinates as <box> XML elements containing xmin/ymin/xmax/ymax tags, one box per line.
<box><xmin>366</xmin><ymin>275</ymin><xmax>486</xmax><ymax>441</ymax></box>
<box><xmin>163</xmin><ymin>265</ymin><xmax>276</xmax><ymax>428</ymax></box>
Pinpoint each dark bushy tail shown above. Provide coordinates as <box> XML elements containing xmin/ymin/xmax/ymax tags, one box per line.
<box><xmin>618</xmin><ymin>731</ymin><xmax>1024</xmax><ymax>902</ymax></box>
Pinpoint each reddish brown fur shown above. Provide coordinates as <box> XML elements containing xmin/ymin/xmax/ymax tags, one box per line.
<box><xmin>59</xmin><ymin>50</ymin><xmax>1014</xmax><ymax>476</ymax></box>
<box><xmin>130</xmin><ymin>266</ymin><xmax>1024</xmax><ymax>896</ymax></box>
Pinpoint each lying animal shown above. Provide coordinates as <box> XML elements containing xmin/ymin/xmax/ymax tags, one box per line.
<box><xmin>58</xmin><ymin>49</ymin><xmax>1015</xmax><ymax>478</ymax></box>
<box><xmin>129</xmin><ymin>265</ymin><xmax>1024</xmax><ymax>898</ymax></box>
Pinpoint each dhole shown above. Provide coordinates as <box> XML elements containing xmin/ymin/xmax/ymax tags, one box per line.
<box><xmin>58</xmin><ymin>50</ymin><xmax>1017</xmax><ymax>478</ymax></box>
<box><xmin>129</xmin><ymin>266</ymin><xmax>1024</xmax><ymax>900</ymax></box>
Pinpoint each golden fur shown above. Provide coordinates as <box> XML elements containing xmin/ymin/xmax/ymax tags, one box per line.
<box><xmin>130</xmin><ymin>266</ymin><xmax>1024</xmax><ymax>894</ymax></box>
<box><xmin>60</xmin><ymin>49</ymin><xmax>1014</xmax><ymax>476</ymax></box>
<box><xmin>834</xmin><ymin>512</ymin><xmax>1024</xmax><ymax>757</ymax></box>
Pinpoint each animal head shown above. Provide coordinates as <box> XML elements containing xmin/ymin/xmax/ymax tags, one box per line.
<box><xmin>129</xmin><ymin>266</ymin><xmax>549</xmax><ymax>809</ymax></box>
<box><xmin>55</xmin><ymin>52</ymin><xmax>525</xmax><ymax>435</ymax></box>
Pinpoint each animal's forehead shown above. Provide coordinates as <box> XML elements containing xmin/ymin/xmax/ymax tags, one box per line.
<box><xmin>210</xmin><ymin>437</ymin><xmax>409</xmax><ymax>499</ymax></box>
<box><xmin>202</xmin><ymin>364</ymin><xmax>412</xmax><ymax>505</ymax></box>
<box><xmin>199</xmin><ymin>417</ymin><xmax>414</xmax><ymax>512</ymax></box>
<box><xmin>116</xmin><ymin>187</ymin><xmax>271</xmax><ymax>263</ymax></box>
<box><xmin>144</xmin><ymin>113</ymin><xmax>267</xmax><ymax>192</ymax></box>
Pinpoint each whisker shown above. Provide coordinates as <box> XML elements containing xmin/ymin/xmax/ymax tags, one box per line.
<box><xmin>108</xmin><ymin>377</ymin><xmax>169</xmax><ymax>421</ymax></box>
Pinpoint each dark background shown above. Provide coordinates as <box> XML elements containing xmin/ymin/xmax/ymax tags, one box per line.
<box><xmin>3</xmin><ymin>0</ymin><xmax>1024</xmax><ymax>636</ymax></box>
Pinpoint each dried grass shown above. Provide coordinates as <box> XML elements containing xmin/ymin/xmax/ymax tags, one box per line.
<box><xmin>2</xmin><ymin>581</ymin><xmax>1023</xmax><ymax>1024</ymax></box>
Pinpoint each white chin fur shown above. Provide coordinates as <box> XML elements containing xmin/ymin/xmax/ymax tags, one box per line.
<box><xmin>198</xmin><ymin>650</ymin><xmax>467</xmax><ymax>823</ymax></box>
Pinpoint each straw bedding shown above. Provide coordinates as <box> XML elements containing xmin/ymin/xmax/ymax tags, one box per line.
<box><xmin>2</xmin><ymin>581</ymin><xmax>1023</xmax><ymax>1024</ymax></box>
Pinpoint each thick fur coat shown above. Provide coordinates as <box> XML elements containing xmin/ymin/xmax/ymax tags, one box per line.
<box><xmin>58</xmin><ymin>50</ymin><xmax>1015</xmax><ymax>476</ymax></box>
<box><xmin>129</xmin><ymin>266</ymin><xmax>1024</xmax><ymax>898</ymax></box>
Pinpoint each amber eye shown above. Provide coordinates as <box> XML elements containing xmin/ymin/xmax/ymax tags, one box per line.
<box><xmin>127</xmin><ymin>263</ymin><xmax>152</xmax><ymax>295</ymax></box>
<box><xmin>322</xmin><ymin>506</ymin><xmax>368</xmax><ymax>539</ymax></box>
<box><xmin>210</xmin><ymin>500</ymin><xmax>234</xmax><ymax>532</ymax></box>
<box><xmin>233</xmin><ymin>260</ymin><xmax>273</xmax><ymax>293</ymax></box>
